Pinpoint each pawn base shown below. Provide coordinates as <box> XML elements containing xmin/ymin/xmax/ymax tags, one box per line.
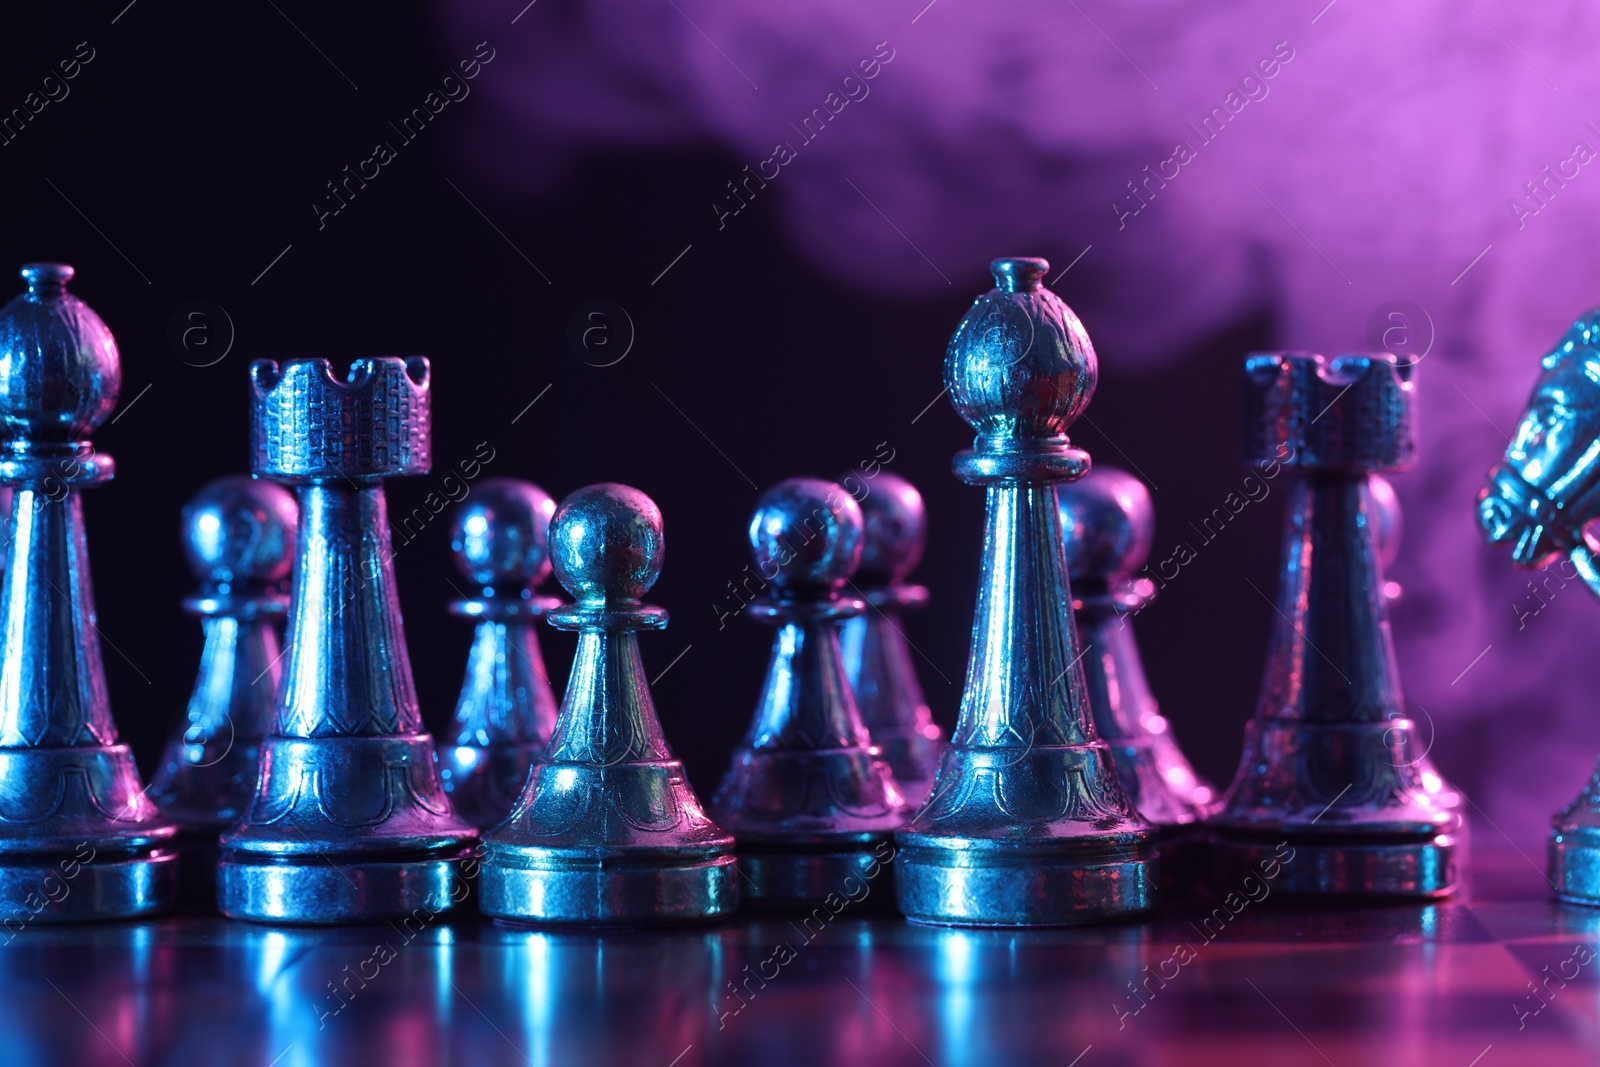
<box><xmin>1210</xmin><ymin>830</ymin><xmax>1460</xmax><ymax>898</ymax></box>
<box><xmin>1549</xmin><ymin>832</ymin><xmax>1600</xmax><ymax>906</ymax></box>
<box><xmin>736</xmin><ymin>838</ymin><xmax>899</xmax><ymax>910</ymax></box>
<box><xmin>478</xmin><ymin>849</ymin><xmax>739</xmax><ymax>926</ymax></box>
<box><xmin>0</xmin><ymin>847</ymin><xmax>177</xmax><ymax>925</ymax></box>
<box><xmin>894</xmin><ymin>842</ymin><xmax>1157</xmax><ymax>926</ymax></box>
<box><xmin>217</xmin><ymin>847</ymin><xmax>475</xmax><ymax>925</ymax></box>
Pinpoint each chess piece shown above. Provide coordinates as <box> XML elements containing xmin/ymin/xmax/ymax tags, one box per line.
<box><xmin>217</xmin><ymin>358</ymin><xmax>478</xmax><ymax>924</ymax></box>
<box><xmin>149</xmin><ymin>476</ymin><xmax>296</xmax><ymax>904</ymax></box>
<box><xmin>0</xmin><ymin>263</ymin><xmax>178</xmax><ymax>920</ymax></box>
<box><xmin>1057</xmin><ymin>466</ymin><xmax>1214</xmax><ymax>888</ymax></box>
<box><xmin>1211</xmin><ymin>352</ymin><xmax>1462</xmax><ymax>897</ymax></box>
<box><xmin>1479</xmin><ymin>309</ymin><xmax>1600</xmax><ymax>905</ymax></box>
<box><xmin>895</xmin><ymin>257</ymin><xmax>1158</xmax><ymax>927</ymax></box>
<box><xmin>712</xmin><ymin>477</ymin><xmax>908</xmax><ymax>907</ymax></box>
<box><xmin>479</xmin><ymin>483</ymin><xmax>738</xmax><ymax>925</ymax></box>
<box><xmin>837</xmin><ymin>471</ymin><xmax>945</xmax><ymax>806</ymax></box>
<box><xmin>438</xmin><ymin>478</ymin><xmax>562</xmax><ymax>829</ymax></box>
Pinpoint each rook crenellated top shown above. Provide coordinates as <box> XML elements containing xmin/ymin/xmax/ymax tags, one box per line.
<box><xmin>250</xmin><ymin>357</ymin><xmax>431</xmax><ymax>482</ymax></box>
<box><xmin>1244</xmin><ymin>352</ymin><xmax>1414</xmax><ymax>472</ymax></box>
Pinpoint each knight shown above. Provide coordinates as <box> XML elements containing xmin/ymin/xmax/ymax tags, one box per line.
<box><xmin>1211</xmin><ymin>351</ymin><xmax>1462</xmax><ymax>896</ymax></box>
<box><xmin>1480</xmin><ymin>309</ymin><xmax>1600</xmax><ymax>904</ymax></box>
<box><xmin>216</xmin><ymin>357</ymin><xmax>478</xmax><ymax>923</ymax></box>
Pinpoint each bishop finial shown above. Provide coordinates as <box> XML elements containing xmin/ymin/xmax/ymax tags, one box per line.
<box><xmin>945</xmin><ymin>255</ymin><xmax>1096</xmax><ymax>480</ymax></box>
<box><xmin>0</xmin><ymin>262</ymin><xmax>120</xmax><ymax>445</ymax></box>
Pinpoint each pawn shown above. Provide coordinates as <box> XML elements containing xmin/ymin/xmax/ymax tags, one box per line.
<box><xmin>438</xmin><ymin>478</ymin><xmax>562</xmax><ymax>829</ymax></box>
<box><xmin>837</xmin><ymin>471</ymin><xmax>945</xmax><ymax>805</ymax></box>
<box><xmin>149</xmin><ymin>476</ymin><xmax>297</xmax><ymax>903</ymax></box>
<box><xmin>1057</xmin><ymin>466</ymin><xmax>1214</xmax><ymax>888</ymax></box>
<box><xmin>479</xmin><ymin>483</ymin><xmax>738</xmax><ymax>925</ymax></box>
<box><xmin>711</xmin><ymin>478</ymin><xmax>909</xmax><ymax>908</ymax></box>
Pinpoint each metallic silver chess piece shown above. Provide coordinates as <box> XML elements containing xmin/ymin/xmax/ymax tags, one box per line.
<box><xmin>0</xmin><ymin>263</ymin><xmax>178</xmax><ymax>920</ymax></box>
<box><xmin>838</xmin><ymin>471</ymin><xmax>946</xmax><ymax>806</ymax></box>
<box><xmin>1479</xmin><ymin>309</ymin><xmax>1600</xmax><ymax>905</ymax></box>
<box><xmin>480</xmin><ymin>483</ymin><xmax>739</xmax><ymax>925</ymax></box>
<box><xmin>217</xmin><ymin>358</ymin><xmax>478</xmax><ymax>924</ymax></box>
<box><xmin>149</xmin><ymin>476</ymin><xmax>296</xmax><ymax>903</ymax></box>
<box><xmin>1057</xmin><ymin>466</ymin><xmax>1215</xmax><ymax>888</ymax></box>
<box><xmin>712</xmin><ymin>477</ymin><xmax>908</xmax><ymax>908</ymax></box>
<box><xmin>438</xmin><ymin>478</ymin><xmax>562</xmax><ymax>829</ymax></box>
<box><xmin>895</xmin><ymin>257</ymin><xmax>1158</xmax><ymax>926</ymax></box>
<box><xmin>1211</xmin><ymin>351</ymin><xmax>1462</xmax><ymax>897</ymax></box>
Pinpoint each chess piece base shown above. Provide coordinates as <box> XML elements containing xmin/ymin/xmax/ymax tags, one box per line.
<box><xmin>1210</xmin><ymin>830</ymin><xmax>1460</xmax><ymax>898</ymax></box>
<box><xmin>216</xmin><ymin>846</ymin><xmax>475</xmax><ymax>925</ymax></box>
<box><xmin>0</xmin><ymin>847</ymin><xmax>177</xmax><ymax>924</ymax></box>
<box><xmin>478</xmin><ymin>848</ymin><xmax>739</xmax><ymax>926</ymax></box>
<box><xmin>1549</xmin><ymin>831</ymin><xmax>1600</xmax><ymax>905</ymax></box>
<box><xmin>894</xmin><ymin>841</ymin><xmax>1157</xmax><ymax>927</ymax></box>
<box><xmin>735</xmin><ymin>837</ymin><xmax>898</xmax><ymax>910</ymax></box>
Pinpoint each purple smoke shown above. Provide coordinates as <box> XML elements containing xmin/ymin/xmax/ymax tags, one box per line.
<box><xmin>444</xmin><ymin>0</ymin><xmax>1600</xmax><ymax>833</ymax></box>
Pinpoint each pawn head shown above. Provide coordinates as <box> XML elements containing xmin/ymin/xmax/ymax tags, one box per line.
<box><xmin>182</xmin><ymin>475</ymin><xmax>298</xmax><ymax>588</ymax></box>
<box><xmin>1057</xmin><ymin>466</ymin><xmax>1153</xmax><ymax>582</ymax></box>
<box><xmin>450</xmin><ymin>478</ymin><xmax>556</xmax><ymax>591</ymax></box>
<box><xmin>748</xmin><ymin>477</ymin><xmax>864</xmax><ymax>595</ymax></box>
<box><xmin>550</xmin><ymin>482</ymin><xmax>664</xmax><ymax>603</ymax></box>
<box><xmin>844</xmin><ymin>471</ymin><xmax>925</xmax><ymax>584</ymax></box>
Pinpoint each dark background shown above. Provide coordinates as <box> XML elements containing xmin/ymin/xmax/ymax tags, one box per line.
<box><xmin>0</xmin><ymin>2</ymin><xmax>1286</xmax><ymax>797</ymax></box>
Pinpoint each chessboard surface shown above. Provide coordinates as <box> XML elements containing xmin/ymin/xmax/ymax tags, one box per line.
<box><xmin>4</xmin><ymin>840</ymin><xmax>1595</xmax><ymax>1066</ymax></box>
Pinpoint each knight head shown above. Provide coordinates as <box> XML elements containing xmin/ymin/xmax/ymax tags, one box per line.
<box><xmin>1479</xmin><ymin>310</ymin><xmax>1600</xmax><ymax>567</ymax></box>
